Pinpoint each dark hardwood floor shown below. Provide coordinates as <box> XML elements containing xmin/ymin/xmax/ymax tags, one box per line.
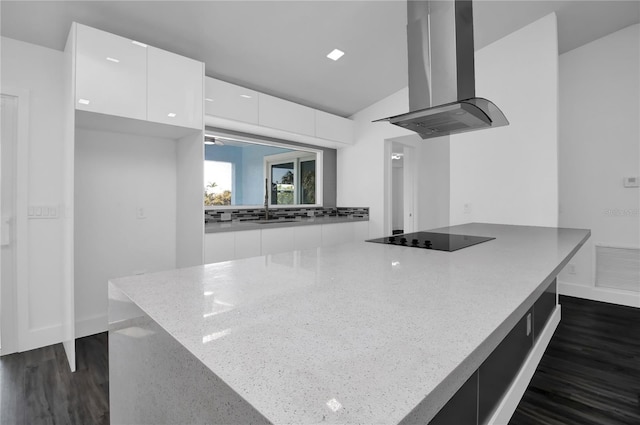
<box><xmin>510</xmin><ymin>295</ymin><xmax>640</xmax><ymax>425</ymax></box>
<box><xmin>0</xmin><ymin>296</ymin><xmax>638</xmax><ymax>425</ymax></box>
<box><xmin>0</xmin><ymin>333</ymin><xmax>109</xmax><ymax>425</ymax></box>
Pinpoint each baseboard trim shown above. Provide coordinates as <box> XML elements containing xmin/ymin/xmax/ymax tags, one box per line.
<box><xmin>20</xmin><ymin>324</ymin><xmax>64</xmax><ymax>352</ymax></box>
<box><xmin>75</xmin><ymin>314</ymin><xmax>108</xmax><ymax>339</ymax></box>
<box><xmin>488</xmin><ymin>305</ymin><xmax>561</xmax><ymax>425</ymax></box>
<box><xmin>558</xmin><ymin>281</ymin><xmax>639</xmax><ymax>308</ymax></box>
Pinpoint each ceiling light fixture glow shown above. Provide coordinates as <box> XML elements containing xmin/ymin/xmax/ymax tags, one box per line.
<box><xmin>240</xmin><ymin>94</ymin><xmax>252</xmax><ymax>99</ymax></box>
<box><xmin>132</xmin><ymin>40</ymin><xmax>147</xmax><ymax>48</ymax></box>
<box><xmin>167</xmin><ymin>112</ymin><xmax>177</xmax><ymax>118</ymax></box>
<box><xmin>78</xmin><ymin>98</ymin><xmax>90</xmax><ymax>105</ymax></box>
<box><xmin>327</xmin><ymin>48</ymin><xmax>345</xmax><ymax>61</ymax></box>
<box><xmin>205</xmin><ymin>98</ymin><xmax>214</xmax><ymax>102</ymax></box>
<box><xmin>106</xmin><ymin>57</ymin><xmax>120</xmax><ymax>63</ymax></box>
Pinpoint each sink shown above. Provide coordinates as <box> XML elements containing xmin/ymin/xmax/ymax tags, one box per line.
<box><xmin>253</xmin><ymin>219</ymin><xmax>298</xmax><ymax>225</ymax></box>
<box><xmin>238</xmin><ymin>219</ymin><xmax>299</xmax><ymax>225</ymax></box>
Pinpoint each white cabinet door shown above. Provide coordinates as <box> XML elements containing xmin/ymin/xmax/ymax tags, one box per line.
<box><xmin>204</xmin><ymin>232</ymin><xmax>235</xmax><ymax>264</ymax></box>
<box><xmin>322</xmin><ymin>222</ymin><xmax>356</xmax><ymax>247</ymax></box>
<box><xmin>147</xmin><ymin>47</ymin><xmax>203</xmax><ymax>129</ymax></box>
<box><xmin>204</xmin><ymin>78</ymin><xmax>258</xmax><ymax>124</ymax></box>
<box><xmin>261</xmin><ymin>227</ymin><xmax>295</xmax><ymax>255</ymax></box>
<box><xmin>293</xmin><ymin>225</ymin><xmax>322</xmax><ymax>251</ymax></box>
<box><xmin>353</xmin><ymin>221</ymin><xmax>370</xmax><ymax>242</ymax></box>
<box><xmin>235</xmin><ymin>230</ymin><xmax>262</xmax><ymax>259</ymax></box>
<box><xmin>75</xmin><ymin>24</ymin><xmax>147</xmax><ymax>120</ymax></box>
<box><xmin>315</xmin><ymin>111</ymin><xmax>354</xmax><ymax>144</ymax></box>
<box><xmin>258</xmin><ymin>94</ymin><xmax>315</xmax><ymax>136</ymax></box>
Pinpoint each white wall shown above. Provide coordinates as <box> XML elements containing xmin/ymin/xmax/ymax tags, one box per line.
<box><xmin>449</xmin><ymin>13</ymin><xmax>559</xmax><ymax>227</ymax></box>
<box><xmin>339</xmin><ymin>88</ymin><xmax>414</xmax><ymax>238</ymax></box>
<box><xmin>342</xmin><ymin>14</ymin><xmax>559</xmax><ymax>237</ymax></box>
<box><xmin>557</xmin><ymin>24</ymin><xmax>639</xmax><ymax>307</ymax></box>
<box><xmin>74</xmin><ymin>129</ymin><xmax>178</xmax><ymax>337</ymax></box>
<box><xmin>416</xmin><ymin>137</ymin><xmax>450</xmax><ymax>230</ymax></box>
<box><xmin>1</xmin><ymin>37</ymin><xmax>67</xmax><ymax>350</ymax></box>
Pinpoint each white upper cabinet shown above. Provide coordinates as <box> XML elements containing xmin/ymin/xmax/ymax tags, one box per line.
<box><xmin>147</xmin><ymin>47</ymin><xmax>203</xmax><ymax>129</ymax></box>
<box><xmin>73</xmin><ymin>23</ymin><xmax>203</xmax><ymax>130</ymax></box>
<box><xmin>258</xmin><ymin>94</ymin><xmax>316</xmax><ymax>137</ymax></box>
<box><xmin>315</xmin><ymin>110</ymin><xmax>354</xmax><ymax>145</ymax></box>
<box><xmin>204</xmin><ymin>77</ymin><xmax>354</xmax><ymax>145</ymax></box>
<box><xmin>204</xmin><ymin>77</ymin><xmax>258</xmax><ymax>124</ymax></box>
<box><xmin>75</xmin><ymin>24</ymin><xmax>147</xmax><ymax>120</ymax></box>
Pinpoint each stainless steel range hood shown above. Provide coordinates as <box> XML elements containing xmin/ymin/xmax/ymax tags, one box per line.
<box><xmin>376</xmin><ymin>0</ymin><xmax>508</xmax><ymax>139</ymax></box>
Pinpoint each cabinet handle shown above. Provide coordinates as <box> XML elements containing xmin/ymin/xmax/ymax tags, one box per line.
<box><xmin>526</xmin><ymin>313</ymin><xmax>532</xmax><ymax>336</ymax></box>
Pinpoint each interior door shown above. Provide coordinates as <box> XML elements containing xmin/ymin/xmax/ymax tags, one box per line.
<box><xmin>1</xmin><ymin>94</ymin><xmax>19</xmax><ymax>355</ymax></box>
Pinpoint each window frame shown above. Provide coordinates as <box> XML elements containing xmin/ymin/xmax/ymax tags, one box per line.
<box><xmin>204</xmin><ymin>131</ymin><xmax>323</xmax><ymax>210</ymax></box>
<box><xmin>264</xmin><ymin>151</ymin><xmax>320</xmax><ymax>206</ymax></box>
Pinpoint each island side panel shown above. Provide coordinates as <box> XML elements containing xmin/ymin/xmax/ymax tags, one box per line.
<box><xmin>108</xmin><ymin>283</ymin><xmax>271</xmax><ymax>425</ymax></box>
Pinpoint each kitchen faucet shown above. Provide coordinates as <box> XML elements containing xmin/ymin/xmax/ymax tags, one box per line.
<box><xmin>264</xmin><ymin>178</ymin><xmax>269</xmax><ymax>220</ymax></box>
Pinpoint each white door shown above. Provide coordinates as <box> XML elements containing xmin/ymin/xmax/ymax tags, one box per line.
<box><xmin>1</xmin><ymin>94</ymin><xmax>19</xmax><ymax>355</ymax></box>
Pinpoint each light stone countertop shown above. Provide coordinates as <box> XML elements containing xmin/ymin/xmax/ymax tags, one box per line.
<box><xmin>205</xmin><ymin>215</ymin><xmax>369</xmax><ymax>233</ymax></box>
<box><xmin>110</xmin><ymin>223</ymin><xmax>590</xmax><ymax>424</ymax></box>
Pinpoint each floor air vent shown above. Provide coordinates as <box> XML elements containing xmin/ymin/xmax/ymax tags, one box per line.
<box><xmin>595</xmin><ymin>245</ymin><xmax>640</xmax><ymax>292</ymax></box>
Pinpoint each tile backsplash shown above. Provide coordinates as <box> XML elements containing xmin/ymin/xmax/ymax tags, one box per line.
<box><xmin>205</xmin><ymin>207</ymin><xmax>369</xmax><ymax>223</ymax></box>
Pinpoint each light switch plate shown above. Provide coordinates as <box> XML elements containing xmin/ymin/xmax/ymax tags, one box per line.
<box><xmin>623</xmin><ymin>176</ymin><xmax>639</xmax><ymax>188</ymax></box>
<box><xmin>28</xmin><ymin>205</ymin><xmax>58</xmax><ymax>219</ymax></box>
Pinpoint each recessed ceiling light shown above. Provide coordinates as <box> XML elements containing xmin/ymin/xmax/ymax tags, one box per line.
<box><xmin>132</xmin><ymin>40</ymin><xmax>147</xmax><ymax>48</ymax></box>
<box><xmin>78</xmin><ymin>98</ymin><xmax>90</xmax><ymax>105</ymax></box>
<box><xmin>240</xmin><ymin>94</ymin><xmax>252</xmax><ymax>99</ymax></box>
<box><xmin>106</xmin><ymin>57</ymin><xmax>120</xmax><ymax>63</ymax></box>
<box><xmin>167</xmin><ymin>112</ymin><xmax>177</xmax><ymax>118</ymax></box>
<box><xmin>327</xmin><ymin>48</ymin><xmax>345</xmax><ymax>61</ymax></box>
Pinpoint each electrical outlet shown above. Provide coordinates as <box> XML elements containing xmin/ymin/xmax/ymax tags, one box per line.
<box><xmin>463</xmin><ymin>203</ymin><xmax>472</xmax><ymax>214</ymax></box>
<box><xmin>567</xmin><ymin>264</ymin><xmax>576</xmax><ymax>274</ymax></box>
<box><xmin>220</xmin><ymin>212</ymin><xmax>231</xmax><ymax>221</ymax></box>
<box><xmin>307</xmin><ymin>210</ymin><xmax>315</xmax><ymax>217</ymax></box>
<box><xmin>136</xmin><ymin>207</ymin><xmax>146</xmax><ymax>219</ymax></box>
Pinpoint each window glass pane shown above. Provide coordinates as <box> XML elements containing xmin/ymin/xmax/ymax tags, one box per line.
<box><xmin>271</xmin><ymin>162</ymin><xmax>295</xmax><ymax>205</ymax></box>
<box><xmin>204</xmin><ymin>134</ymin><xmax>322</xmax><ymax>207</ymax></box>
<box><xmin>204</xmin><ymin>161</ymin><xmax>232</xmax><ymax>206</ymax></box>
<box><xmin>300</xmin><ymin>160</ymin><xmax>316</xmax><ymax>204</ymax></box>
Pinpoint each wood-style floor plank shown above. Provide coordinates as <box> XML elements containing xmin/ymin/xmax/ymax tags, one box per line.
<box><xmin>0</xmin><ymin>333</ymin><xmax>109</xmax><ymax>425</ymax></box>
<box><xmin>510</xmin><ymin>295</ymin><xmax>640</xmax><ymax>425</ymax></box>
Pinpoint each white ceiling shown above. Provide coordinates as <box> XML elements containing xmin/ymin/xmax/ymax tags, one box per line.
<box><xmin>2</xmin><ymin>1</ymin><xmax>638</xmax><ymax>117</ymax></box>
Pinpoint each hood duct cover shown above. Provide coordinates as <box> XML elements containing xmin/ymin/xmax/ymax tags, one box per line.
<box><xmin>375</xmin><ymin>0</ymin><xmax>508</xmax><ymax>139</ymax></box>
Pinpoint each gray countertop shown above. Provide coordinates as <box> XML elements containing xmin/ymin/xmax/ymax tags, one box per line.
<box><xmin>110</xmin><ymin>223</ymin><xmax>590</xmax><ymax>424</ymax></box>
<box><xmin>205</xmin><ymin>215</ymin><xmax>369</xmax><ymax>233</ymax></box>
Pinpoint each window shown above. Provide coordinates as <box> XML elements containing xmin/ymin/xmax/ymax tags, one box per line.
<box><xmin>266</xmin><ymin>152</ymin><xmax>316</xmax><ymax>205</ymax></box>
<box><xmin>204</xmin><ymin>161</ymin><xmax>232</xmax><ymax>206</ymax></box>
<box><xmin>204</xmin><ymin>132</ymin><xmax>322</xmax><ymax>208</ymax></box>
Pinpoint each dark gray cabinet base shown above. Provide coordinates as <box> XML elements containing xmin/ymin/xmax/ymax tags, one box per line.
<box><xmin>426</xmin><ymin>279</ymin><xmax>558</xmax><ymax>425</ymax></box>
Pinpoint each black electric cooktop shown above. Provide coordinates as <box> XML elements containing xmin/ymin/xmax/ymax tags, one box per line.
<box><xmin>366</xmin><ymin>231</ymin><xmax>495</xmax><ymax>252</ymax></box>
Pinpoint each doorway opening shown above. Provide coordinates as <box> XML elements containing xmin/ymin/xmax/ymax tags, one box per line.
<box><xmin>385</xmin><ymin>139</ymin><xmax>416</xmax><ymax>236</ymax></box>
<box><xmin>391</xmin><ymin>147</ymin><xmax>405</xmax><ymax>234</ymax></box>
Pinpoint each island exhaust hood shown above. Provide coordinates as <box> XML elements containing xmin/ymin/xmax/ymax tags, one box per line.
<box><xmin>375</xmin><ymin>0</ymin><xmax>508</xmax><ymax>139</ymax></box>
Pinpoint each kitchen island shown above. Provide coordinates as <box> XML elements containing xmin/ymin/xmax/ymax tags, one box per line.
<box><xmin>108</xmin><ymin>223</ymin><xmax>589</xmax><ymax>424</ymax></box>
